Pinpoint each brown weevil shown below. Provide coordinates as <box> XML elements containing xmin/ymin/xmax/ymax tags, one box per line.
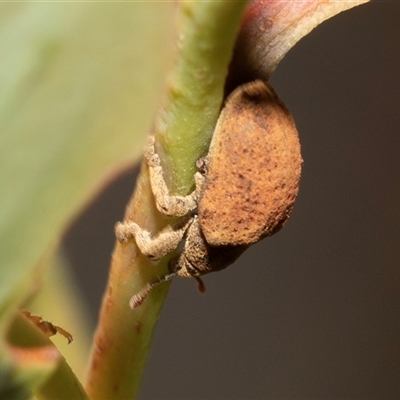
<box><xmin>115</xmin><ymin>80</ymin><xmax>302</xmax><ymax>307</ymax></box>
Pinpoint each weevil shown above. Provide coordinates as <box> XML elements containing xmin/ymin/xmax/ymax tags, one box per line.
<box><xmin>115</xmin><ymin>80</ymin><xmax>302</xmax><ymax>307</ymax></box>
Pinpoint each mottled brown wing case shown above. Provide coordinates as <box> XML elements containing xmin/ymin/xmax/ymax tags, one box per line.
<box><xmin>199</xmin><ymin>80</ymin><xmax>302</xmax><ymax>246</ymax></box>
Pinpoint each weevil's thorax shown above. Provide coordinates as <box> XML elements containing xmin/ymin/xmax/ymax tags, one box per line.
<box><xmin>198</xmin><ymin>80</ymin><xmax>302</xmax><ymax>247</ymax></box>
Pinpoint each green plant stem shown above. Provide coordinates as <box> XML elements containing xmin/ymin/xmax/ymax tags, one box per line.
<box><xmin>155</xmin><ymin>1</ymin><xmax>249</xmax><ymax>193</ymax></box>
<box><xmin>85</xmin><ymin>2</ymin><xmax>248</xmax><ymax>399</ymax></box>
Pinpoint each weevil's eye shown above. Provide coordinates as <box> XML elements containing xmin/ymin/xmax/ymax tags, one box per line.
<box><xmin>196</xmin><ymin>157</ymin><xmax>208</xmax><ymax>173</ymax></box>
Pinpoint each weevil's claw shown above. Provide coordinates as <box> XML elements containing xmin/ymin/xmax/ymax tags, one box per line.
<box><xmin>195</xmin><ymin>276</ymin><xmax>206</xmax><ymax>293</ymax></box>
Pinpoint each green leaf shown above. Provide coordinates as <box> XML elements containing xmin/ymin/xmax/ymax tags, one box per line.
<box><xmin>0</xmin><ymin>2</ymin><xmax>174</xmax><ymax>326</ymax></box>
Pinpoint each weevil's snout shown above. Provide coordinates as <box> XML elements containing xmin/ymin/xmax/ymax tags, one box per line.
<box><xmin>168</xmin><ymin>255</ymin><xmax>207</xmax><ymax>293</ymax></box>
<box><xmin>169</xmin><ymin>254</ymin><xmax>201</xmax><ymax>279</ymax></box>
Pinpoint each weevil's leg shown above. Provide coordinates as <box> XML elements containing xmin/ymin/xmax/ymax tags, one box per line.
<box><xmin>145</xmin><ymin>135</ymin><xmax>197</xmax><ymax>217</ymax></box>
<box><xmin>115</xmin><ymin>215</ymin><xmax>193</xmax><ymax>260</ymax></box>
<box><xmin>193</xmin><ymin>170</ymin><xmax>205</xmax><ymax>199</ymax></box>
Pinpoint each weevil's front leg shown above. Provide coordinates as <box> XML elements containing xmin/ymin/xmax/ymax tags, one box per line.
<box><xmin>145</xmin><ymin>135</ymin><xmax>198</xmax><ymax>217</ymax></box>
<box><xmin>115</xmin><ymin>215</ymin><xmax>193</xmax><ymax>261</ymax></box>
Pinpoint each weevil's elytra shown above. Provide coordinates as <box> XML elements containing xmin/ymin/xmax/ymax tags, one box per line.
<box><xmin>199</xmin><ymin>81</ymin><xmax>302</xmax><ymax>246</ymax></box>
<box><xmin>115</xmin><ymin>80</ymin><xmax>302</xmax><ymax>307</ymax></box>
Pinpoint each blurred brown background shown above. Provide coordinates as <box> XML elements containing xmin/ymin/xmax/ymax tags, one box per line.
<box><xmin>64</xmin><ymin>2</ymin><xmax>400</xmax><ymax>399</ymax></box>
